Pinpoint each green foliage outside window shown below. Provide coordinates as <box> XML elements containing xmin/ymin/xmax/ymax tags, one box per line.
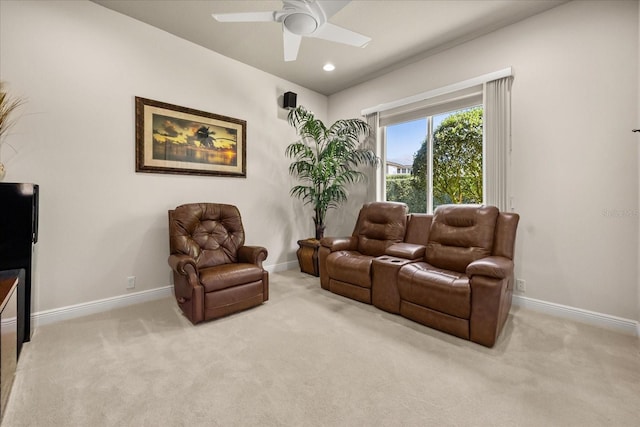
<box><xmin>412</xmin><ymin>107</ymin><xmax>483</xmax><ymax>208</ymax></box>
<box><xmin>386</xmin><ymin>107</ymin><xmax>483</xmax><ymax>212</ymax></box>
<box><xmin>385</xmin><ymin>174</ymin><xmax>426</xmax><ymax>213</ymax></box>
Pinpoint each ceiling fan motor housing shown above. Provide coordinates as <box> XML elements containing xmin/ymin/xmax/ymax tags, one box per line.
<box><xmin>284</xmin><ymin>13</ymin><xmax>319</xmax><ymax>35</ymax></box>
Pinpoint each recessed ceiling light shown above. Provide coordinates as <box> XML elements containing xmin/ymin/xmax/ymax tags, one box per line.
<box><xmin>323</xmin><ymin>63</ymin><xmax>335</xmax><ymax>72</ymax></box>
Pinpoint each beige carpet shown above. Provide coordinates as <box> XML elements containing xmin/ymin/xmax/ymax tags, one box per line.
<box><xmin>3</xmin><ymin>270</ymin><xmax>639</xmax><ymax>426</ymax></box>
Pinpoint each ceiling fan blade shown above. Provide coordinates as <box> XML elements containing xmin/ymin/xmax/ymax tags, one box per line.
<box><xmin>316</xmin><ymin>0</ymin><xmax>350</xmax><ymax>20</ymax></box>
<box><xmin>283</xmin><ymin>28</ymin><xmax>302</xmax><ymax>61</ymax></box>
<box><xmin>212</xmin><ymin>11</ymin><xmax>276</xmax><ymax>23</ymax></box>
<box><xmin>312</xmin><ymin>22</ymin><xmax>370</xmax><ymax>47</ymax></box>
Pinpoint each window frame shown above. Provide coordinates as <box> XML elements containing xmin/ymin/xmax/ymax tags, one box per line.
<box><xmin>380</xmin><ymin>101</ymin><xmax>484</xmax><ymax>214</ymax></box>
<box><xmin>363</xmin><ymin>68</ymin><xmax>513</xmax><ymax>213</ymax></box>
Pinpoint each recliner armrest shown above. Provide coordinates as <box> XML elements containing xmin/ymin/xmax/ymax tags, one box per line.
<box><xmin>320</xmin><ymin>236</ymin><xmax>357</xmax><ymax>252</ymax></box>
<box><xmin>238</xmin><ymin>245</ymin><xmax>268</xmax><ymax>268</ymax></box>
<box><xmin>168</xmin><ymin>254</ymin><xmax>198</xmax><ymax>275</ymax></box>
<box><xmin>385</xmin><ymin>243</ymin><xmax>426</xmax><ymax>260</ymax></box>
<box><xmin>467</xmin><ymin>256</ymin><xmax>513</xmax><ymax>279</ymax></box>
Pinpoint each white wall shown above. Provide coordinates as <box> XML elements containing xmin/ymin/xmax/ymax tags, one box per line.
<box><xmin>0</xmin><ymin>0</ymin><xmax>327</xmax><ymax>313</ymax></box>
<box><xmin>1</xmin><ymin>0</ymin><xmax>639</xmax><ymax>325</ymax></box>
<box><xmin>329</xmin><ymin>0</ymin><xmax>640</xmax><ymax>321</ymax></box>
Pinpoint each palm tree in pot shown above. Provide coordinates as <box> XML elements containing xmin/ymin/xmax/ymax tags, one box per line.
<box><xmin>286</xmin><ymin>106</ymin><xmax>378</xmax><ymax>240</ymax></box>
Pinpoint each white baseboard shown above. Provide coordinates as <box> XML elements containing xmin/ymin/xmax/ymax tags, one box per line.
<box><xmin>266</xmin><ymin>260</ymin><xmax>300</xmax><ymax>273</ymax></box>
<box><xmin>32</xmin><ymin>285</ymin><xmax>173</xmax><ymax>328</ymax></box>
<box><xmin>30</xmin><ymin>261</ymin><xmax>298</xmax><ymax>328</ymax></box>
<box><xmin>1</xmin><ymin>317</ymin><xmax>16</xmax><ymax>328</ymax></box>
<box><xmin>31</xmin><ymin>270</ymin><xmax>636</xmax><ymax>338</ymax></box>
<box><xmin>512</xmin><ymin>294</ymin><xmax>639</xmax><ymax>337</ymax></box>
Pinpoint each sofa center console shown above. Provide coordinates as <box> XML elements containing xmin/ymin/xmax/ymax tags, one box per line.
<box><xmin>372</xmin><ymin>256</ymin><xmax>413</xmax><ymax>314</ymax></box>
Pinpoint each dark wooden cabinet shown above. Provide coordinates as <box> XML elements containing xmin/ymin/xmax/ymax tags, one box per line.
<box><xmin>0</xmin><ymin>183</ymin><xmax>38</xmax><ymax>357</ymax></box>
<box><xmin>0</xmin><ymin>272</ymin><xmax>18</xmax><ymax>420</ymax></box>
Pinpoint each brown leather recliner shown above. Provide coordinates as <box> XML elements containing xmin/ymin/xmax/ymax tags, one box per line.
<box><xmin>396</xmin><ymin>205</ymin><xmax>519</xmax><ymax>347</ymax></box>
<box><xmin>168</xmin><ymin>203</ymin><xmax>269</xmax><ymax>324</ymax></box>
<box><xmin>318</xmin><ymin>202</ymin><xmax>408</xmax><ymax>304</ymax></box>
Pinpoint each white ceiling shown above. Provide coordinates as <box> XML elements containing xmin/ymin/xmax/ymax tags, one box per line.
<box><xmin>91</xmin><ymin>0</ymin><xmax>567</xmax><ymax>95</ymax></box>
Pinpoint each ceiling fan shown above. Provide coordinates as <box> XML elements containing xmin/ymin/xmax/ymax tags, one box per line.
<box><xmin>212</xmin><ymin>0</ymin><xmax>371</xmax><ymax>62</ymax></box>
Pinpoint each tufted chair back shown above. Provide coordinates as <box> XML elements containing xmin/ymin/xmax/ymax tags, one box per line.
<box><xmin>353</xmin><ymin>202</ymin><xmax>408</xmax><ymax>257</ymax></box>
<box><xmin>425</xmin><ymin>204</ymin><xmax>499</xmax><ymax>273</ymax></box>
<box><xmin>169</xmin><ymin>203</ymin><xmax>245</xmax><ymax>269</ymax></box>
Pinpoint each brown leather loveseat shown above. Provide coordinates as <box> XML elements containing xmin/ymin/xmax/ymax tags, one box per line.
<box><xmin>320</xmin><ymin>203</ymin><xmax>519</xmax><ymax>347</ymax></box>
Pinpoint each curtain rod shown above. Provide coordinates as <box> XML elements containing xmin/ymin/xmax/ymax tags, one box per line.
<box><xmin>361</xmin><ymin>67</ymin><xmax>513</xmax><ymax>116</ymax></box>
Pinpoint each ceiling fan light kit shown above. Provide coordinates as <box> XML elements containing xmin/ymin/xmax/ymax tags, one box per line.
<box><xmin>212</xmin><ymin>0</ymin><xmax>371</xmax><ymax>62</ymax></box>
<box><xmin>284</xmin><ymin>13</ymin><xmax>318</xmax><ymax>35</ymax></box>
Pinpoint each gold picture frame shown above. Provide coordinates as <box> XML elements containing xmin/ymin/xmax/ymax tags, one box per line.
<box><xmin>135</xmin><ymin>97</ymin><xmax>246</xmax><ymax>177</ymax></box>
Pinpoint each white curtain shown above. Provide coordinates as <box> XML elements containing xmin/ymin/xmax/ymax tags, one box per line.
<box><xmin>365</xmin><ymin>112</ymin><xmax>378</xmax><ymax>147</ymax></box>
<box><xmin>484</xmin><ymin>76</ymin><xmax>513</xmax><ymax>211</ymax></box>
<box><xmin>365</xmin><ymin>112</ymin><xmax>382</xmax><ymax>202</ymax></box>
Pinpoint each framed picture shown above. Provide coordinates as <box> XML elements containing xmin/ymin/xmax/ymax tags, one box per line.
<box><xmin>135</xmin><ymin>97</ymin><xmax>246</xmax><ymax>177</ymax></box>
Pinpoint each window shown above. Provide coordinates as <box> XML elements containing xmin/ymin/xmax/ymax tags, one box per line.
<box><xmin>364</xmin><ymin>70</ymin><xmax>513</xmax><ymax>213</ymax></box>
<box><xmin>383</xmin><ymin>98</ymin><xmax>483</xmax><ymax>213</ymax></box>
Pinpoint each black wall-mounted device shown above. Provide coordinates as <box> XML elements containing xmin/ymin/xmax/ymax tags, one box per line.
<box><xmin>283</xmin><ymin>91</ymin><xmax>297</xmax><ymax>109</ymax></box>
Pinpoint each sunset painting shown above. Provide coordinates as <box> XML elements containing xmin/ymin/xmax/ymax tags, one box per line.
<box><xmin>152</xmin><ymin>114</ymin><xmax>238</xmax><ymax>166</ymax></box>
<box><xmin>136</xmin><ymin>97</ymin><xmax>246</xmax><ymax>178</ymax></box>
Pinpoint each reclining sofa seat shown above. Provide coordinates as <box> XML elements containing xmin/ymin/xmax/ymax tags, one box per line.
<box><xmin>168</xmin><ymin>203</ymin><xmax>269</xmax><ymax>324</ymax></box>
<box><xmin>318</xmin><ymin>201</ymin><xmax>408</xmax><ymax>304</ymax></box>
<box><xmin>396</xmin><ymin>205</ymin><xmax>519</xmax><ymax>347</ymax></box>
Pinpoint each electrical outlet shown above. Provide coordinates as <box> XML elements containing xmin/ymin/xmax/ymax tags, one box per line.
<box><xmin>127</xmin><ymin>276</ymin><xmax>136</xmax><ymax>290</ymax></box>
<box><xmin>516</xmin><ymin>279</ymin><xmax>526</xmax><ymax>293</ymax></box>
